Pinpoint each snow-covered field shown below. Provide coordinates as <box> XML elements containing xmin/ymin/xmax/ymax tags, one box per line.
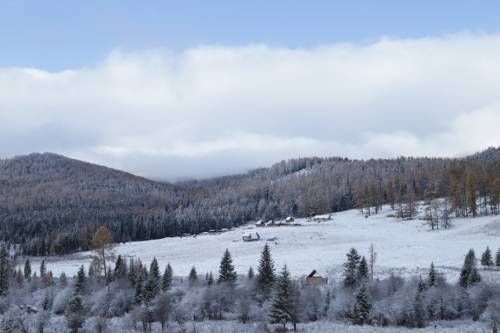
<box><xmin>37</xmin><ymin>205</ymin><xmax>500</xmax><ymax>281</ymax></box>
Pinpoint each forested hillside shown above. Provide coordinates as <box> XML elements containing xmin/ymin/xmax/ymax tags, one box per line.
<box><xmin>1</xmin><ymin>148</ymin><xmax>499</xmax><ymax>256</ymax></box>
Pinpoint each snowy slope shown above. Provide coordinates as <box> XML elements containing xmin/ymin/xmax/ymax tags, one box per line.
<box><xmin>37</xmin><ymin>205</ymin><xmax>500</xmax><ymax>281</ymax></box>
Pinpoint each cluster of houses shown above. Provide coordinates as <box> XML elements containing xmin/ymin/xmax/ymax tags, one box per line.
<box><xmin>255</xmin><ymin>214</ymin><xmax>332</xmax><ymax>228</ymax></box>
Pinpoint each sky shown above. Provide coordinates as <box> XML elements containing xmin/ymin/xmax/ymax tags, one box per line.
<box><xmin>1</xmin><ymin>1</ymin><xmax>500</xmax><ymax>180</ymax></box>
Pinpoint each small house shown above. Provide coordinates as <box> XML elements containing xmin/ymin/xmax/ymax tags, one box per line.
<box><xmin>312</xmin><ymin>214</ymin><xmax>332</xmax><ymax>222</ymax></box>
<box><xmin>285</xmin><ymin>216</ymin><xmax>294</xmax><ymax>223</ymax></box>
<box><xmin>255</xmin><ymin>220</ymin><xmax>265</xmax><ymax>227</ymax></box>
<box><xmin>306</xmin><ymin>270</ymin><xmax>328</xmax><ymax>286</ymax></box>
<box><xmin>265</xmin><ymin>220</ymin><xmax>277</xmax><ymax>227</ymax></box>
<box><xmin>242</xmin><ymin>232</ymin><xmax>261</xmax><ymax>242</ymax></box>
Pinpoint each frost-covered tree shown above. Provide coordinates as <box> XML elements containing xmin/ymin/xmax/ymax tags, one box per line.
<box><xmin>248</xmin><ymin>266</ymin><xmax>254</xmax><ymax>279</ymax></box>
<box><xmin>23</xmin><ymin>259</ymin><xmax>32</xmax><ymax>280</ymax></box>
<box><xmin>351</xmin><ymin>284</ymin><xmax>371</xmax><ymax>325</ymax></box>
<box><xmin>496</xmin><ymin>248</ymin><xmax>500</xmax><ymax>268</ymax></box>
<box><xmin>188</xmin><ymin>266</ymin><xmax>198</xmax><ymax>286</ymax></box>
<box><xmin>269</xmin><ymin>265</ymin><xmax>299</xmax><ymax>331</ymax></box>
<box><xmin>218</xmin><ymin>249</ymin><xmax>237</xmax><ymax>284</ymax></box>
<box><xmin>74</xmin><ymin>265</ymin><xmax>86</xmax><ymax>295</ymax></box>
<box><xmin>0</xmin><ymin>246</ymin><xmax>9</xmax><ymax>296</ymax></box>
<box><xmin>356</xmin><ymin>256</ymin><xmax>369</xmax><ymax>283</ymax></box>
<box><xmin>257</xmin><ymin>243</ymin><xmax>275</xmax><ymax>298</ymax></box>
<box><xmin>428</xmin><ymin>262</ymin><xmax>437</xmax><ymax>287</ymax></box>
<box><xmin>113</xmin><ymin>255</ymin><xmax>127</xmax><ymax>280</ymax></box>
<box><xmin>343</xmin><ymin>248</ymin><xmax>361</xmax><ymax>288</ymax></box>
<box><xmin>459</xmin><ymin>249</ymin><xmax>481</xmax><ymax>288</ymax></box>
<box><xmin>65</xmin><ymin>294</ymin><xmax>85</xmax><ymax>333</ymax></box>
<box><xmin>162</xmin><ymin>263</ymin><xmax>173</xmax><ymax>291</ymax></box>
<box><xmin>481</xmin><ymin>247</ymin><xmax>494</xmax><ymax>267</ymax></box>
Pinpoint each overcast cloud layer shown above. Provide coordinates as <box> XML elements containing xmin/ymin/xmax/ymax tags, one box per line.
<box><xmin>1</xmin><ymin>34</ymin><xmax>500</xmax><ymax>179</ymax></box>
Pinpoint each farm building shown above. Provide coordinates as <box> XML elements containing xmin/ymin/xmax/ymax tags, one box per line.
<box><xmin>242</xmin><ymin>232</ymin><xmax>260</xmax><ymax>242</ymax></box>
<box><xmin>306</xmin><ymin>270</ymin><xmax>328</xmax><ymax>286</ymax></box>
<box><xmin>312</xmin><ymin>214</ymin><xmax>332</xmax><ymax>222</ymax></box>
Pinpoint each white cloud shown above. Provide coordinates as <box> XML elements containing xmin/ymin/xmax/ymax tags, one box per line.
<box><xmin>1</xmin><ymin>34</ymin><xmax>500</xmax><ymax>179</ymax></box>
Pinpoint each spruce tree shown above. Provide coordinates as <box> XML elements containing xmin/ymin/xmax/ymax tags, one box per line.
<box><xmin>218</xmin><ymin>249</ymin><xmax>237</xmax><ymax>284</ymax></box>
<box><xmin>162</xmin><ymin>263</ymin><xmax>173</xmax><ymax>291</ymax></box>
<box><xmin>40</xmin><ymin>259</ymin><xmax>46</xmax><ymax>278</ymax></box>
<box><xmin>496</xmin><ymin>248</ymin><xmax>500</xmax><ymax>268</ymax></box>
<box><xmin>65</xmin><ymin>294</ymin><xmax>85</xmax><ymax>333</ymax></box>
<box><xmin>24</xmin><ymin>259</ymin><xmax>32</xmax><ymax>280</ymax></box>
<box><xmin>481</xmin><ymin>247</ymin><xmax>493</xmax><ymax>267</ymax></box>
<box><xmin>413</xmin><ymin>290</ymin><xmax>426</xmax><ymax>328</ymax></box>
<box><xmin>257</xmin><ymin>243</ymin><xmax>275</xmax><ymax>297</ymax></box>
<box><xmin>143</xmin><ymin>258</ymin><xmax>161</xmax><ymax>302</ymax></box>
<box><xmin>356</xmin><ymin>256</ymin><xmax>369</xmax><ymax>282</ymax></box>
<box><xmin>207</xmin><ymin>271</ymin><xmax>214</xmax><ymax>286</ymax></box>
<box><xmin>428</xmin><ymin>262</ymin><xmax>437</xmax><ymax>287</ymax></box>
<box><xmin>134</xmin><ymin>280</ymin><xmax>143</xmax><ymax>305</ymax></box>
<box><xmin>113</xmin><ymin>255</ymin><xmax>127</xmax><ymax>279</ymax></box>
<box><xmin>0</xmin><ymin>246</ymin><xmax>9</xmax><ymax>296</ymax></box>
<box><xmin>248</xmin><ymin>266</ymin><xmax>255</xmax><ymax>279</ymax></box>
<box><xmin>351</xmin><ymin>284</ymin><xmax>371</xmax><ymax>325</ymax></box>
<box><xmin>417</xmin><ymin>275</ymin><xmax>426</xmax><ymax>292</ymax></box>
<box><xmin>74</xmin><ymin>265</ymin><xmax>86</xmax><ymax>295</ymax></box>
<box><xmin>459</xmin><ymin>249</ymin><xmax>481</xmax><ymax>288</ymax></box>
<box><xmin>343</xmin><ymin>248</ymin><xmax>361</xmax><ymax>288</ymax></box>
<box><xmin>188</xmin><ymin>266</ymin><xmax>198</xmax><ymax>286</ymax></box>
<box><xmin>269</xmin><ymin>265</ymin><xmax>299</xmax><ymax>331</ymax></box>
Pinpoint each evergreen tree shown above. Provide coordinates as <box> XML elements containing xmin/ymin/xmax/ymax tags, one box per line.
<box><xmin>143</xmin><ymin>258</ymin><xmax>161</xmax><ymax>303</ymax></box>
<box><xmin>413</xmin><ymin>290</ymin><xmax>426</xmax><ymax>328</ymax></box>
<box><xmin>24</xmin><ymin>259</ymin><xmax>32</xmax><ymax>280</ymax></box>
<box><xmin>356</xmin><ymin>256</ymin><xmax>369</xmax><ymax>282</ymax></box>
<box><xmin>481</xmin><ymin>247</ymin><xmax>494</xmax><ymax>267</ymax></box>
<box><xmin>149</xmin><ymin>258</ymin><xmax>160</xmax><ymax>284</ymax></box>
<box><xmin>74</xmin><ymin>265</ymin><xmax>86</xmax><ymax>295</ymax></box>
<box><xmin>496</xmin><ymin>248</ymin><xmax>500</xmax><ymax>268</ymax></box>
<box><xmin>40</xmin><ymin>259</ymin><xmax>46</xmax><ymax>278</ymax></box>
<box><xmin>65</xmin><ymin>294</ymin><xmax>85</xmax><ymax>333</ymax></box>
<box><xmin>465</xmin><ymin>168</ymin><xmax>477</xmax><ymax>217</ymax></box>
<box><xmin>207</xmin><ymin>271</ymin><xmax>214</xmax><ymax>286</ymax></box>
<box><xmin>218</xmin><ymin>249</ymin><xmax>237</xmax><ymax>284</ymax></box>
<box><xmin>428</xmin><ymin>262</ymin><xmax>437</xmax><ymax>287</ymax></box>
<box><xmin>417</xmin><ymin>275</ymin><xmax>426</xmax><ymax>292</ymax></box>
<box><xmin>42</xmin><ymin>291</ymin><xmax>52</xmax><ymax>311</ymax></box>
<box><xmin>0</xmin><ymin>246</ymin><xmax>9</xmax><ymax>296</ymax></box>
<box><xmin>459</xmin><ymin>249</ymin><xmax>481</xmax><ymax>288</ymax></box>
<box><xmin>134</xmin><ymin>280</ymin><xmax>143</xmax><ymax>305</ymax></box>
<box><xmin>248</xmin><ymin>266</ymin><xmax>254</xmax><ymax>279</ymax></box>
<box><xmin>188</xmin><ymin>266</ymin><xmax>198</xmax><ymax>286</ymax></box>
<box><xmin>257</xmin><ymin>243</ymin><xmax>275</xmax><ymax>297</ymax></box>
<box><xmin>351</xmin><ymin>284</ymin><xmax>371</xmax><ymax>325</ymax></box>
<box><xmin>113</xmin><ymin>255</ymin><xmax>127</xmax><ymax>279</ymax></box>
<box><xmin>343</xmin><ymin>248</ymin><xmax>361</xmax><ymax>288</ymax></box>
<box><xmin>162</xmin><ymin>263</ymin><xmax>173</xmax><ymax>291</ymax></box>
<box><xmin>269</xmin><ymin>265</ymin><xmax>299</xmax><ymax>331</ymax></box>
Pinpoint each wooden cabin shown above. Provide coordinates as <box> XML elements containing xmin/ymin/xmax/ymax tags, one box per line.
<box><xmin>306</xmin><ymin>270</ymin><xmax>328</xmax><ymax>286</ymax></box>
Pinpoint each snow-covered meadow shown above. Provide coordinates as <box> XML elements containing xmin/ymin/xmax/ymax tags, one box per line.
<box><xmin>38</xmin><ymin>204</ymin><xmax>500</xmax><ymax>282</ymax></box>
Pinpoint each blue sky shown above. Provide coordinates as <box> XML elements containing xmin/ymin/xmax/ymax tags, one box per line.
<box><xmin>2</xmin><ymin>0</ymin><xmax>500</xmax><ymax>70</ymax></box>
<box><xmin>1</xmin><ymin>1</ymin><xmax>500</xmax><ymax>179</ymax></box>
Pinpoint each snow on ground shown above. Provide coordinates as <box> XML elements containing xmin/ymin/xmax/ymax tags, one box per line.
<box><xmin>35</xmin><ymin>205</ymin><xmax>500</xmax><ymax>281</ymax></box>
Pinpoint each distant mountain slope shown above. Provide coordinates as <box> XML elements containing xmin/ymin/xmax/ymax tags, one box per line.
<box><xmin>1</xmin><ymin>147</ymin><xmax>499</xmax><ymax>256</ymax></box>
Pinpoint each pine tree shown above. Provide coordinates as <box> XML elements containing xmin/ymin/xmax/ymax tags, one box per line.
<box><xmin>248</xmin><ymin>266</ymin><xmax>255</xmax><ymax>279</ymax></box>
<box><xmin>149</xmin><ymin>258</ymin><xmax>160</xmax><ymax>285</ymax></box>
<box><xmin>351</xmin><ymin>284</ymin><xmax>371</xmax><ymax>325</ymax></box>
<box><xmin>218</xmin><ymin>248</ymin><xmax>237</xmax><ymax>284</ymax></box>
<box><xmin>257</xmin><ymin>243</ymin><xmax>275</xmax><ymax>298</ymax></box>
<box><xmin>481</xmin><ymin>247</ymin><xmax>494</xmax><ymax>267</ymax></box>
<box><xmin>42</xmin><ymin>291</ymin><xmax>52</xmax><ymax>311</ymax></box>
<box><xmin>207</xmin><ymin>271</ymin><xmax>214</xmax><ymax>286</ymax></box>
<box><xmin>269</xmin><ymin>265</ymin><xmax>299</xmax><ymax>331</ymax></box>
<box><xmin>162</xmin><ymin>263</ymin><xmax>173</xmax><ymax>291</ymax></box>
<box><xmin>496</xmin><ymin>248</ymin><xmax>500</xmax><ymax>268</ymax></box>
<box><xmin>188</xmin><ymin>266</ymin><xmax>198</xmax><ymax>286</ymax></box>
<box><xmin>0</xmin><ymin>246</ymin><xmax>9</xmax><ymax>296</ymax></box>
<box><xmin>134</xmin><ymin>280</ymin><xmax>143</xmax><ymax>305</ymax></box>
<box><xmin>24</xmin><ymin>259</ymin><xmax>32</xmax><ymax>280</ymax></box>
<box><xmin>74</xmin><ymin>265</ymin><xmax>86</xmax><ymax>295</ymax></box>
<box><xmin>113</xmin><ymin>255</ymin><xmax>127</xmax><ymax>279</ymax></box>
<box><xmin>428</xmin><ymin>262</ymin><xmax>437</xmax><ymax>287</ymax></box>
<box><xmin>459</xmin><ymin>249</ymin><xmax>481</xmax><ymax>288</ymax></box>
<box><xmin>413</xmin><ymin>290</ymin><xmax>426</xmax><ymax>328</ymax></box>
<box><xmin>143</xmin><ymin>258</ymin><xmax>161</xmax><ymax>303</ymax></box>
<box><xmin>40</xmin><ymin>259</ymin><xmax>46</xmax><ymax>278</ymax></box>
<box><xmin>65</xmin><ymin>294</ymin><xmax>85</xmax><ymax>333</ymax></box>
<box><xmin>417</xmin><ymin>275</ymin><xmax>426</xmax><ymax>292</ymax></box>
<box><xmin>343</xmin><ymin>248</ymin><xmax>361</xmax><ymax>288</ymax></box>
<box><xmin>356</xmin><ymin>256</ymin><xmax>369</xmax><ymax>282</ymax></box>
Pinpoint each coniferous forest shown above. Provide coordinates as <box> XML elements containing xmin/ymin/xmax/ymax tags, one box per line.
<box><xmin>1</xmin><ymin>147</ymin><xmax>499</xmax><ymax>256</ymax></box>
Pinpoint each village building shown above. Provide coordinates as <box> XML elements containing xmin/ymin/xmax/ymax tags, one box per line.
<box><xmin>306</xmin><ymin>270</ymin><xmax>328</xmax><ymax>286</ymax></box>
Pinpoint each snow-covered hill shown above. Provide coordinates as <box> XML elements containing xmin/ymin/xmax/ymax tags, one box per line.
<box><xmin>39</xmin><ymin>205</ymin><xmax>500</xmax><ymax>281</ymax></box>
